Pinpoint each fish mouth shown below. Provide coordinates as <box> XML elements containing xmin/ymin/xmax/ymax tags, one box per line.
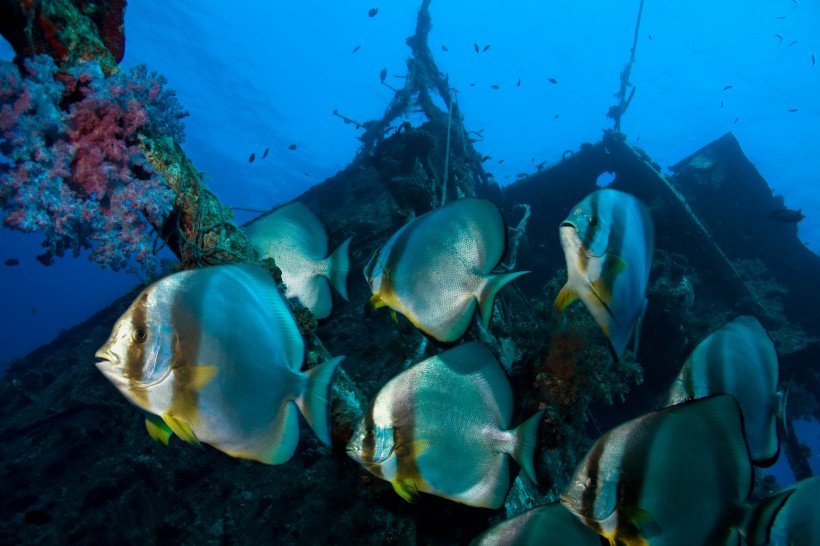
<box><xmin>560</xmin><ymin>221</ymin><xmax>578</xmax><ymax>230</ymax></box>
<box><xmin>94</xmin><ymin>348</ymin><xmax>119</xmax><ymax>369</ymax></box>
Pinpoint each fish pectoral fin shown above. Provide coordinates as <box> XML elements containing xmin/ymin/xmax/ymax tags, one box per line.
<box><xmin>391</xmin><ymin>478</ymin><xmax>420</xmax><ymax>503</ymax></box>
<box><xmin>162</xmin><ymin>414</ymin><xmax>202</xmax><ymax>449</ymax></box>
<box><xmin>176</xmin><ymin>364</ymin><xmax>218</xmax><ymax>391</ymax></box>
<box><xmin>392</xmin><ymin>439</ymin><xmax>429</xmax><ymax>459</ymax></box>
<box><xmin>555</xmin><ymin>283</ymin><xmax>578</xmax><ymax>312</ymax></box>
<box><xmin>605</xmin><ymin>253</ymin><xmax>628</xmax><ymax>275</ymax></box>
<box><xmin>626</xmin><ymin>506</ymin><xmax>661</xmax><ymax>539</ymax></box>
<box><xmin>145</xmin><ymin>413</ymin><xmax>173</xmax><ymax>446</ymax></box>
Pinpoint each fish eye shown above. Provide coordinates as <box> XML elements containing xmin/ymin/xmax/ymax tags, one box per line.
<box><xmin>589</xmin><ymin>216</ymin><xmax>599</xmax><ymax>227</ymax></box>
<box><xmin>585</xmin><ymin>477</ymin><xmax>598</xmax><ymax>489</ymax></box>
<box><xmin>364</xmin><ymin>427</ymin><xmax>375</xmax><ymax>439</ymax></box>
<box><xmin>132</xmin><ymin>327</ymin><xmax>148</xmax><ymax>344</ymax></box>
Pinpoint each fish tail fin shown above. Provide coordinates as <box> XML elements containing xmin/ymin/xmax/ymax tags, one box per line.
<box><xmin>296</xmin><ymin>356</ymin><xmax>344</xmax><ymax>446</ymax></box>
<box><xmin>508</xmin><ymin>409</ymin><xmax>544</xmax><ymax>484</ymax></box>
<box><xmin>325</xmin><ymin>237</ymin><xmax>352</xmax><ymax>300</ymax></box>
<box><xmin>477</xmin><ymin>271</ymin><xmax>530</xmax><ymax>327</ymax></box>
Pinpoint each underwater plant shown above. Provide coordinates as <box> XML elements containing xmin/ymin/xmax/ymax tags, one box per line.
<box><xmin>0</xmin><ymin>54</ymin><xmax>187</xmax><ymax>271</ymax></box>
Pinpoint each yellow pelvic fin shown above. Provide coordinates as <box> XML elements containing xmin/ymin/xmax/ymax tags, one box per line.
<box><xmin>176</xmin><ymin>364</ymin><xmax>218</xmax><ymax>391</ymax></box>
<box><xmin>390</xmin><ymin>309</ymin><xmax>400</xmax><ymax>327</ymax></box>
<box><xmin>590</xmin><ymin>279</ymin><xmax>618</xmax><ymax>323</ymax></box>
<box><xmin>162</xmin><ymin>414</ymin><xmax>202</xmax><ymax>448</ymax></box>
<box><xmin>393</xmin><ymin>439</ymin><xmax>429</xmax><ymax>459</ymax></box>
<box><xmin>555</xmin><ymin>283</ymin><xmax>578</xmax><ymax>312</ymax></box>
<box><xmin>605</xmin><ymin>253</ymin><xmax>628</xmax><ymax>275</ymax></box>
<box><xmin>145</xmin><ymin>414</ymin><xmax>173</xmax><ymax>446</ymax></box>
<box><xmin>391</xmin><ymin>478</ymin><xmax>420</xmax><ymax>503</ymax></box>
<box><xmin>366</xmin><ymin>293</ymin><xmax>386</xmax><ymax>311</ymax></box>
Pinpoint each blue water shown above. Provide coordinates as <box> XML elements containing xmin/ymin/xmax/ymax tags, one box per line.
<box><xmin>0</xmin><ymin>0</ymin><xmax>818</xmax><ymax>488</ymax></box>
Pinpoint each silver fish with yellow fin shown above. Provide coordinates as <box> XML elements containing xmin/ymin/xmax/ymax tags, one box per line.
<box><xmin>95</xmin><ymin>263</ymin><xmax>343</xmax><ymax>464</ymax></box>
<box><xmin>244</xmin><ymin>202</ymin><xmax>351</xmax><ymax>319</ymax></box>
<box><xmin>747</xmin><ymin>476</ymin><xmax>820</xmax><ymax>546</ymax></box>
<box><xmin>471</xmin><ymin>503</ymin><xmax>604</xmax><ymax>546</ymax></box>
<box><xmin>666</xmin><ymin>315</ymin><xmax>784</xmax><ymax>466</ymax></box>
<box><xmin>556</xmin><ymin>189</ymin><xmax>654</xmax><ymax>358</ymax></box>
<box><xmin>364</xmin><ymin>198</ymin><xmax>528</xmax><ymax>342</ymax></box>
<box><xmin>346</xmin><ymin>342</ymin><xmax>543</xmax><ymax>509</ymax></box>
<box><xmin>561</xmin><ymin>395</ymin><xmax>753</xmax><ymax>546</ymax></box>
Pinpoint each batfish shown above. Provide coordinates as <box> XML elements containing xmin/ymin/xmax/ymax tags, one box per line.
<box><xmin>95</xmin><ymin>263</ymin><xmax>343</xmax><ymax>464</ymax></box>
<box><xmin>364</xmin><ymin>198</ymin><xmax>528</xmax><ymax>342</ymax></box>
<box><xmin>346</xmin><ymin>342</ymin><xmax>543</xmax><ymax>509</ymax></box>
<box><xmin>666</xmin><ymin>315</ymin><xmax>784</xmax><ymax>465</ymax></box>
<box><xmin>561</xmin><ymin>395</ymin><xmax>753</xmax><ymax>546</ymax></box>
<box><xmin>556</xmin><ymin>189</ymin><xmax>654</xmax><ymax>358</ymax></box>
<box><xmin>244</xmin><ymin>202</ymin><xmax>351</xmax><ymax>319</ymax></box>
<box><xmin>471</xmin><ymin>502</ymin><xmax>604</xmax><ymax>545</ymax></box>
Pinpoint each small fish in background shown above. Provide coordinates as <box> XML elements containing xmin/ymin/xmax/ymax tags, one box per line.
<box><xmin>368</xmin><ymin>7</ymin><xmax>378</xmax><ymax>17</ymax></box>
<box><xmin>248</xmin><ymin>152</ymin><xmax>255</xmax><ymax>163</ymax></box>
<box><xmin>788</xmin><ymin>40</ymin><xmax>799</xmax><ymax>47</ymax></box>
<box><xmin>556</xmin><ymin>189</ymin><xmax>654</xmax><ymax>359</ymax></box>
<box><xmin>787</xmin><ymin>108</ymin><xmax>799</xmax><ymax>112</ymax></box>
<box><xmin>553</xmin><ymin>113</ymin><xmax>560</xmax><ymax>118</ymax></box>
<box><xmin>561</xmin><ymin>395</ymin><xmax>753</xmax><ymax>546</ymax></box>
<box><xmin>4</xmin><ymin>258</ymin><xmax>20</xmax><ymax>266</ymax></box>
<box><xmin>490</xmin><ymin>84</ymin><xmax>500</xmax><ymax>89</ymax></box>
<box><xmin>648</xmin><ymin>33</ymin><xmax>653</xmax><ymax>41</ymax></box>
<box><xmin>287</xmin><ymin>143</ymin><xmax>297</xmax><ymax>151</ymax></box>
<box><xmin>379</xmin><ymin>67</ymin><xmax>387</xmax><ymax>83</ymax></box>
<box><xmin>244</xmin><ymin>202</ymin><xmax>351</xmax><ymax>319</ymax></box>
<box><xmin>812</xmin><ymin>53</ymin><xmax>816</xmax><ymax>67</ymax></box>
<box><xmin>261</xmin><ymin>147</ymin><xmax>269</xmax><ymax>160</ymax></box>
<box><xmin>720</xmin><ymin>100</ymin><xmax>724</xmax><ymax>108</ymax></box>
<box><xmin>776</xmin><ymin>15</ymin><xmax>787</xmax><ymax>19</ymax></box>
<box><xmin>346</xmin><ymin>342</ymin><xmax>543</xmax><ymax>509</ymax></box>
<box><xmin>364</xmin><ymin>198</ymin><xmax>528</xmax><ymax>343</ymax></box>
<box><xmin>483</xmin><ymin>44</ymin><xmax>490</xmax><ymax>52</ymax></box>
<box><xmin>441</xmin><ymin>44</ymin><xmax>448</xmax><ymax>51</ymax></box>
<box><xmin>95</xmin><ymin>263</ymin><xmax>343</xmax><ymax>464</ymax></box>
<box><xmin>722</xmin><ymin>85</ymin><xmax>733</xmax><ymax>91</ymax></box>
<box><xmin>734</xmin><ymin>116</ymin><xmax>740</xmax><ymax>125</ymax></box>
<box><xmin>769</xmin><ymin>208</ymin><xmax>805</xmax><ymax>223</ymax></box>
<box><xmin>666</xmin><ymin>315</ymin><xmax>784</xmax><ymax>465</ymax></box>
<box><xmin>746</xmin><ymin>476</ymin><xmax>820</xmax><ymax>546</ymax></box>
<box><xmin>517</xmin><ymin>77</ymin><xmax>521</xmax><ymax>87</ymax></box>
<box><xmin>351</xmin><ymin>45</ymin><xmax>361</xmax><ymax>54</ymax></box>
<box><xmin>471</xmin><ymin>503</ymin><xmax>603</xmax><ymax>546</ymax></box>
<box><xmin>548</xmin><ymin>78</ymin><xmax>558</xmax><ymax>84</ymax></box>
<box><xmin>497</xmin><ymin>159</ymin><xmax>504</xmax><ymax>164</ymax></box>
<box><xmin>474</xmin><ymin>43</ymin><xmax>480</xmax><ymax>53</ymax></box>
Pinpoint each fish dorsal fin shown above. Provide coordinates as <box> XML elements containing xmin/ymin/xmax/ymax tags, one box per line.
<box><xmin>162</xmin><ymin>414</ymin><xmax>201</xmax><ymax>448</ymax></box>
<box><xmin>555</xmin><ymin>283</ymin><xmax>578</xmax><ymax>312</ymax></box>
<box><xmin>145</xmin><ymin>413</ymin><xmax>173</xmax><ymax>446</ymax></box>
<box><xmin>437</xmin><ymin>342</ymin><xmax>514</xmax><ymax>426</ymax></box>
<box><xmin>391</xmin><ymin>478</ymin><xmax>420</xmax><ymax>503</ymax></box>
<box><xmin>247</xmin><ymin>202</ymin><xmax>329</xmax><ymax>258</ymax></box>
<box><xmin>236</xmin><ymin>264</ymin><xmax>305</xmax><ymax>371</ymax></box>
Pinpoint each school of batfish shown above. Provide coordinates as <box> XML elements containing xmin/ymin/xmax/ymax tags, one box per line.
<box><xmin>95</xmin><ymin>191</ymin><xmax>815</xmax><ymax>545</ymax></box>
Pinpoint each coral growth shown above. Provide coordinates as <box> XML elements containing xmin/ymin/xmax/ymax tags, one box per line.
<box><xmin>0</xmin><ymin>55</ymin><xmax>188</xmax><ymax>272</ymax></box>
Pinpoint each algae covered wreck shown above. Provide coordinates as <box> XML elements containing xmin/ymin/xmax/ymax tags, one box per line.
<box><xmin>0</xmin><ymin>0</ymin><xmax>818</xmax><ymax>544</ymax></box>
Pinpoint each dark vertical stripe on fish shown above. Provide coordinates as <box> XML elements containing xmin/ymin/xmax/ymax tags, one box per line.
<box><xmin>579</xmin><ymin>434</ymin><xmax>607</xmax><ymax>535</ymax></box>
<box><xmin>127</xmin><ymin>292</ymin><xmax>151</xmax><ymax>406</ymax></box>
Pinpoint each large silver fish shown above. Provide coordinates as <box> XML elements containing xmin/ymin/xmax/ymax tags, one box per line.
<box><xmin>364</xmin><ymin>198</ymin><xmax>528</xmax><ymax>342</ymax></box>
<box><xmin>561</xmin><ymin>395</ymin><xmax>752</xmax><ymax>546</ymax></box>
<box><xmin>244</xmin><ymin>202</ymin><xmax>351</xmax><ymax>319</ymax></box>
<box><xmin>556</xmin><ymin>189</ymin><xmax>654</xmax><ymax>358</ymax></box>
<box><xmin>95</xmin><ymin>263</ymin><xmax>343</xmax><ymax>464</ymax></box>
<box><xmin>346</xmin><ymin>342</ymin><xmax>543</xmax><ymax>509</ymax></box>
<box><xmin>666</xmin><ymin>315</ymin><xmax>783</xmax><ymax>465</ymax></box>
<box><xmin>471</xmin><ymin>503</ymin><xmax>604</xmax><ymax>546</ymax></box>
<box><xmin>747</xmin><ymin>476</ymin><xmax>820</xmax><ymax>546</ymax></box>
